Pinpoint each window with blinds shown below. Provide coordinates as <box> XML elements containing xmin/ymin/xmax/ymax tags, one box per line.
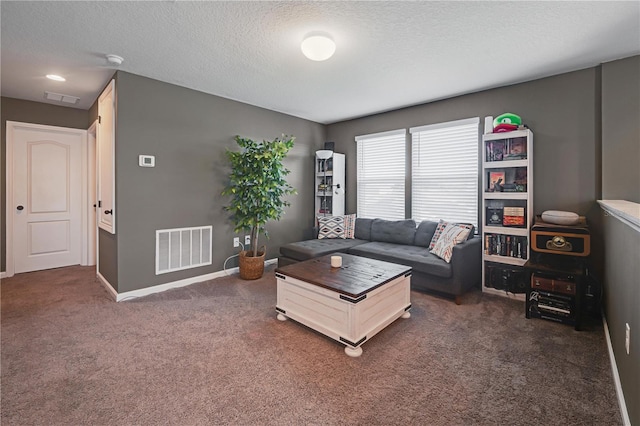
<box><xmin>410</xmin><ymin>117</ymin><xmax>479</xmax><ymax>228</ymax></box>
<box><xmin>356</xmin><ymin>129</ymin><xmax>406</xmax><ymax>220</ymax></box>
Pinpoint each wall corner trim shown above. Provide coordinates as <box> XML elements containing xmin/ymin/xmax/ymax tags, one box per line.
<box><xmin>97</xmin><ymin>272</ymin><xmax>118</xmax><ymax>301</ymax></box>
<box><xmin>113</xmin><ymin>258</ymin><xmax>278</xmax><ymax>302</ymax></box>
<box><xmin>603</xmin><ymin>313</ymin><xmax>632</xmax><ymax>426</ymax></box>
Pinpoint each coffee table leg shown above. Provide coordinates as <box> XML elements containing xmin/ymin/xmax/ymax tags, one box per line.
<box><xmin>344</xmin><ymin>346</ymin><xmax>363</xmax><ymax>357</ymax></box>
<box><xmin>277</xmin><ymin>313</ymin><xmax>287</xmax><ymax>321</ymax></box>
<box><xmin>402</xmin><ymin>311</ymin><xmax>411</xmax><ymax>319</ymax></box>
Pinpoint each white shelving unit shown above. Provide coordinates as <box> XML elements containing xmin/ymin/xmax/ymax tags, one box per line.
<box><xmin>315</xmin><ymin>152</ymin><xmax>345</xmax><ymax>217</ymax></box>
<box><xmin>481</xmin><ymin>129</ymin><xmax>534</xmax><ymax>301</ymax></box>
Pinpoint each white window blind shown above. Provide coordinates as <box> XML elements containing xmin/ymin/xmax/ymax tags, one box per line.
<box><xmin>410</xmin><ymin>117</ymin><xmax>479</xmax><ymax>228</ymax></box>
<box><xmin>356</xmin><ymin>129</ymin><xmax>406</xmax><ymax>220</ymax></box>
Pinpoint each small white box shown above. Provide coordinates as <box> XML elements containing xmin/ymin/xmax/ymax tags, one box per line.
<box><xmin>139</xmin><ymin>155</ymin><xmax>155</xmax><ymax>167</ymax></box>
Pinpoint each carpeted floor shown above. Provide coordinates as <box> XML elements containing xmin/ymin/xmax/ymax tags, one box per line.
<box><xmin>1</xmin><ymin>265</ymin><xmax>621</xmax><ymax>425</ymax></box>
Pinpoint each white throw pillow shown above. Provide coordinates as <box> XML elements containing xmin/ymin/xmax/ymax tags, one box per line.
<box><xmin>430</xmin><ymin>223</ymin><xmax>471</xmax><ymax>263</ymax></box>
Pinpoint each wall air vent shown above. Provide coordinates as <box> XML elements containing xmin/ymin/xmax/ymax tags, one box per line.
<box><xmin>44</xmin><ymin>91</ymin><xmax>80</xmax><ymax>104</ymax></box>
<box><xmin>156</xmin><ymin>226</ymin><xmax>212</xmax><ymax>275</ymax></box>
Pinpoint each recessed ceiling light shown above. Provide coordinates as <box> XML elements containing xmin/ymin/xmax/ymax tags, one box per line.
<box><xmin>301</xmin><ymin>34</ymin><xmax>336</xmax><ymax>61</ymax></box>
<box><xmin>46</xmin><ymin>74</ymin><xmax>66</xmax><ymax>82</ymax></box>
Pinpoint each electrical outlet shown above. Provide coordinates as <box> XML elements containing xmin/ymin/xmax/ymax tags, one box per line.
<box><xmin>625</xmin><ymin>323</ymin><xmax>630</xmax><ymax>355</ymax></box>
<box><xmin>245</xmin><ymin>235</ymin><xmax>251</xmax><ymax>245</ymax></box>
<box><xmin>233</xmin><ymin>237</ymin><xmax>240</xmax><ymax>248</ymax></box>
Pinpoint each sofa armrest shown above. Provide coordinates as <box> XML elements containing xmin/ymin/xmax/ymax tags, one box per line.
<box><xmin>449</xmin><ymin>236</ymin><xmax>482</xmax><ymax>288</ymax></box>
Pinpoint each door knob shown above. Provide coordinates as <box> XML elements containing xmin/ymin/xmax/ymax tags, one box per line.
<box><xmin>104</xmin><ymin>210</ymin><xmax>112</xmax><ymax>215</ymax></box>
<box><xmin>16</xmin><ymin>205</ymin><xmax>24</xmax><ymax>211</ymax></box>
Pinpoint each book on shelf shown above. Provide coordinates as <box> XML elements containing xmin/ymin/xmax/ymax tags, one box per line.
<box><xmin>488</xmin><ymin>171</ymin><xmax>505</xmax><ymax>192</ymax></box>
<box><xmin>486</xmin><ymin>140</ymin><xmax>506</xmax><ymax>162</ymax></box>
<box><xmin>503</xmin><ymin>137</ymin><xmax>527</xmax><ymax>160</ymax></box>
<box><xmin>486</xmin><ymin>207</ymin><xmax>504</xmax><ymax>226</ymax></box>
<box><xmin>484</xmin><ymin>234</ymin><xmax>528</xmax><ymax>259</ymax></box>
<box><xmin>503</xmin><ymin>206</ymin><xmax>525</xmax><ymax>227</ymax></box>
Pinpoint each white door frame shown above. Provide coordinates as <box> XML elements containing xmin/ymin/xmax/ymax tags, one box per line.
<box><xmin>87</xmin><ymin>120</ymin><xmax>98</xmax><ymax>268</ymax></box>
<box><xmin>5</xmin><ymin>121</ymin><xmax>91</xmax><ymax>278</ymax></box>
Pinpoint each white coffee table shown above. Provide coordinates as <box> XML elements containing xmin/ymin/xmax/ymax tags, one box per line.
<box><xmin>275</xmin><ymin>253</ymin><xmax>412</xmax><ymax>357</ymax></box>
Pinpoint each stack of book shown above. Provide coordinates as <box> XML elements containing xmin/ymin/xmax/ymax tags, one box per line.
<box><xmin>484</xmin><ymin>234</ymin><xmax>528</xmax><ymax>259</ymax></box>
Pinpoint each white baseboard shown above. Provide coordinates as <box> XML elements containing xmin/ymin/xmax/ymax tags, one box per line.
<box><xmin>603</xmin><ymin>313</ymin><xmax>631</xmax><ymax>426</ymax></box>
<box><xmin>97</xmin><ymin>272</ymin><xmax>118</xmax><ymax>301</ymax></box>
<box><xmin>113</xmin><ymin>258</ymin><xmax>278</xmax><ymax>302</ymax></box>
<box><xmin>0</xmin><ymin>271</ymin><xmax>7</xmax><ymax>279</ymax></box>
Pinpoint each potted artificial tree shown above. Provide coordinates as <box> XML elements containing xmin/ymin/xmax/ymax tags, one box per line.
<box><xmin>222</xmin><ymin>135</ymin><xmax>296</xmax><ymax>279</ymax></box>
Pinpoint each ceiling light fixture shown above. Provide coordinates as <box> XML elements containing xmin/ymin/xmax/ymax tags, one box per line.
<box><xmin>301</xmin><ymin>34</ymin><xmax>336</xmax><ymax>61</ymax></box>
<box><xmin>46</xmin><ymin>74</ymin><xmax>66</xmax><ymax>82</ymax></box>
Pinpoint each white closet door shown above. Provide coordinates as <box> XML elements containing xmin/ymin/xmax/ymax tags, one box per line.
<box><xmin>97</xmin><ymin>79</ymin><xmax>116</xmax><ymax>234</ymax></box>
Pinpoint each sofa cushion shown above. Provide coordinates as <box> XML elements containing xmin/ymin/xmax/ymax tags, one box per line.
<box><xmin>429</xmin><ymin>223</ymin><xmax>472</xmax><ymax>263</ymax></box>
<box><xmin>370</xmin><ymin>219</ymin><xmax>417</xmax><ymax>245</ymax></box>
<box><xmin>280</xmin><ymin>238</ymin><xmax>367</xmax><ymax>261</ymax></box>
<box><xmin>354</xmin><ymin>218</ymin><xmax>373</xmax><ymax>241</ymax></box>
<box><xmin>348</xmin><ymin>242</ymin><xmax>452</xmax><ymax>278</ymax></box>
<box><xmin>414</xmin><ymin>220</ymin><xmax>439</xmax><ymax>247</ymax></box>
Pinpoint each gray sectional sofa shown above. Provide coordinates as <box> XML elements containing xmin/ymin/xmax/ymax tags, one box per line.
<box><xmin>278</xmin><ymin>218</ymin><xmax>482</xmax><ymax>304</ymax></box>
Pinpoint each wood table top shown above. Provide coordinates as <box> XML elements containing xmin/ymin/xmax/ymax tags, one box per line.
<box><xmin>275</xmin><ymin>253</ymin><xmax>411</xmax><ymax>298</ymax></box>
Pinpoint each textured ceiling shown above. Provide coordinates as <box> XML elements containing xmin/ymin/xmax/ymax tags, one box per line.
<box><xmin>2</xmin><ymin>1</ymin><xmax>639</xmax><ymax>124</ymax></box>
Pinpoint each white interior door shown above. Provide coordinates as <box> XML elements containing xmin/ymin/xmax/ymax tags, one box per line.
<box><xmin>11</xmin><ymin>123</ymin><xmax>85</xmax><ymax>274</ymax></box>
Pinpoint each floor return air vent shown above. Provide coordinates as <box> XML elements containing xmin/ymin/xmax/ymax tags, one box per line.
<box><xmin>156</xmin><ymin>226</ymin><xmax>212</xmax><ymax>274</ymax></box>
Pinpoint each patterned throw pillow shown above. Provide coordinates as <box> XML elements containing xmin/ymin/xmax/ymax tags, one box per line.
<box><xmin>430</xmin><ymin>223</ymin><xmax>472</xmax><ymax>263</ymax></box>
<box><xmin>428</xmin><ymin>220</ymin><xmax>449</xmax><ymax>250</ymax></box>
<box><xmin>318</xmin><ymin>216</ymin><xmax>346</xmax><ymax>239</ymax></box>
<box><xmin>317</xmin><ymin>214</ymin><xmax>357</xmax><ymax>239</ymax></box>
<box><xmin>343</xmin><ymin>214</ymin><xmax>356</xmax><ymax>239</ymax></box>
<box><xmin>428</xmin><ymin>220</ymin><xmax>474</xmax><ymax>249</ymax></box>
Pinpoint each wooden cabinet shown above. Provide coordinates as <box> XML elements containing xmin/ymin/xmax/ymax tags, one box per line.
<box><xmin>481</xmin><ymin>129</ymin><xmax>533</xmax><ymax>300</ymax></box>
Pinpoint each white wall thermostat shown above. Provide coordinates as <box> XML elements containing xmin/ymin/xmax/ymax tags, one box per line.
<box><xmin>139</xmin><ymin>155</ymin><xmax>155</xmax><ymax>167</ymax></box>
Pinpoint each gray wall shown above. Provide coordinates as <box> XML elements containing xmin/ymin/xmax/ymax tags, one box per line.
<box><xmin>112</xmin><ymin>71</ymin><xmax>325</xmax><ymax>292</ymax></box>
<box><xmin>601</xmin><ymin>213</ymin><xmax>639</xmax><ymax>425</ymax></box>
<box><xmin>326</xmin><ymin>67</ymin><xmax>602</xmax><ymax>269</ymax></box>
<box><xmin>601</xmin><ymin>56</ymin><xmax>640</xmax><ymax>426</ymax></box>
<box><xmin>1</xmin><ymin>97</ymin><xmax>89</xmax><ymax>272</ymax></box>
<box><xmin>602</xmin><ymin>55</ymin><xmax>640</xmax><ymax>203</ymax></box>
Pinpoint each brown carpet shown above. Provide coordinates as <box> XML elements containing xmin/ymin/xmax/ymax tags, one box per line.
<box><xmin>1</xmin><ymin>265</ymin><xmax>621</xmax><ymax>425</ymax></box>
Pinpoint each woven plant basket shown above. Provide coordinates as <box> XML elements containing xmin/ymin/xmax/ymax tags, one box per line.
<box><xmin>238</xmin><ymin>247</ymin><xmax>266</xmax><ymax>280</ymax></box>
